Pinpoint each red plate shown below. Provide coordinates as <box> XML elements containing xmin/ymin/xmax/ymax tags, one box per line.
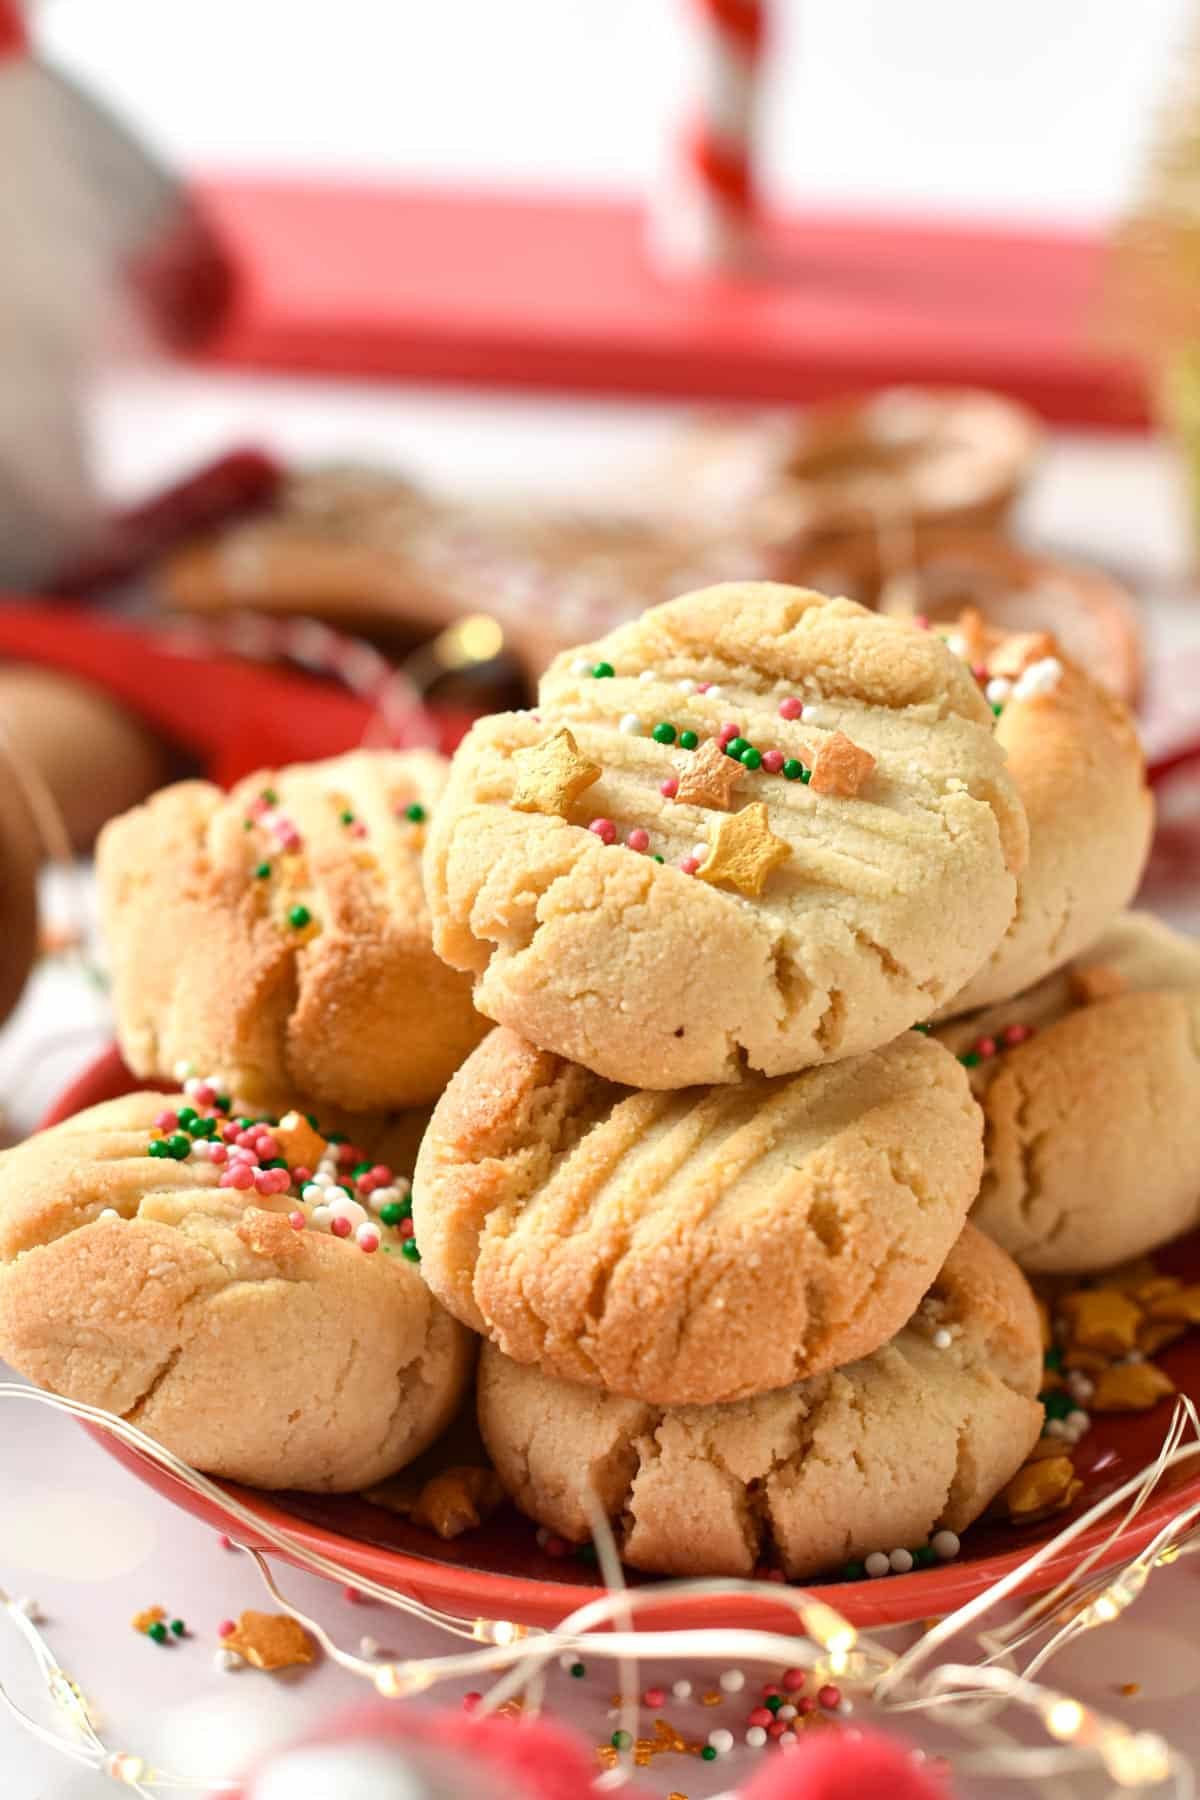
<box><xmin>45</xmin><ymin>1049</ymin><xmax>1200</xmax><ymax>1631</ymax></box>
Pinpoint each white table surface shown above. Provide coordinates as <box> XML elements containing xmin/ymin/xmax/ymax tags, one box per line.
<box><xmin>6</xmin><ymin>383</ymin><xmax>1200</xmax><ymax>1798</ymax></box>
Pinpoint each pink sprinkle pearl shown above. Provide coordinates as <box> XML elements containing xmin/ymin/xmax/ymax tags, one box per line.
<box><xmin>255</xmin><ymin>1134</ymin><xmax>281</xmax><ymax>1161</ymax></box>
<box><xmin>643</xmin><ymin>1686</ymin><xmax>666</xmax><ymax>1708</ymax></box>
<box><xmin>975</xmin><ymin>1036</ymin><xmax>997</xmax><ymax>1059</ymax></box>
<box><xmin>627</xmin><ymin>828</ymin><xmax>650</xmax><ymax>852</ymax></box>
<box><xmin>588</xmin><ymin>818</ymin><xmax>616</xmax><ymax>845</ymax></box>
<box><xmin>221</xmin><ymin>1123</ymin><xmax>240</xmax><ymax>1144</ymax></box>
<box><xmin>340</xmin><ymin>1143</ymin><xmax>367</xmax><ymax>1169</ymax></box>
<box><xmin>217</xmin><ymin>1618</ymin><xmax>235</xmax><ymax>1637</ymax></box>
<box><xmin>782</xmin><ymin>1667</ymin><xmax>806</xmax><ymax>1691</ymax></box>
<box><xmin>659</xmin><ymin>776</ymin><xmax>678</xmax><ymax>799</ymax></box>
<box><xmin>291</xmin><ymin>1165</ymin><xmax>311</xmax><ymax>1186</ymax></box>
<box><xmin>220</xmin><ymin>1164</ymin><xmax>254</xmax><ymax>1191</ymax></box>
<box><xmin>695</xmin><ymin>681</ymin><xmax>712</xmax><ymax>693</ymax></box>
<box><xmin>778</xmin><ymin>696</ymin><xmax>803</xmax><ymax>720</ymax></box>
<box><xmin>155</xmin><ymin>1110</ymin><xmax>178</xmax><ymax>1132</ymax></box>
<box><xmin>208</xmin><ymin>1144</ymin><xmax>227</xmax><ymax>1165</ymax></box>
<box><xmin>718</xmin><ymin>721</ymin><xmax>740</xmax><ymax>746</ymax></box>
<box><xmin>330</xmin><ymin>1215</ymin><xmax>352</xmax><ymax>1239</ymax></box>
<box><xmin>288</xmin><ymin>1211</ymin><xmax>306</xmax><ymax>1231</ymax></box>
<box><xmin>355</xmin><ymin>1224</ymin><xmax>381</xmax><ymax>1253</ymax></box>
<box><xmin>1003</xmin><ymin>1023</ymin><xmax>1032</xmax><ymax>1047</ymax></box>
<box><xmin>914</xmin><ymin>614</ymin><xmax>930</xmax><ymax>630</ymax></box>
<box><xmin>680</xmin><ymin>856</ymin><xmax>699</xmax><ymax>875</ymax></box>
<box><xmin>254</xmin><ymin>1168</ymin><xmax>290</xmax><ymax>1196</ymax></box>
<box><xmin>761</xmin><ymin>750</ymin><xmax>785</xmax><ymax>774</ymax></box>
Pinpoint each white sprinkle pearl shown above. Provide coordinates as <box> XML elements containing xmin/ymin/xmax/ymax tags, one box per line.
<box><xmin>98</xmin><ymin>1208</ymin><xmax>120</xmax><ymax>1221</ymax></box>
<box><xmin>778</xmin><ymin>1703</ymin><xmax>797</xmax><ymax>1721</ymax></box>
<box><xmin>889</xmin><ymin>1548</ymin><xmax>914</xmax><ymax>1573</ymax></box>
<box><xmin>931</xmin><ymin>1529</ymin><xmax>960</xmax><ymax>1560</ymax></box>
<box><xmin>302</xmin><ymin>1184</ymin><xmax>324</xmax><ymax>1203</ymax></box>
<box><xmin>746</xmin><ymin>1726</ymin><xmax>768</xmax><ymax>1748</ymax></box>
<box><xmin>1067</xmin><ymin>1371</ymin><xmax>1095</xmax><ymax>1401</ymax></box>
<box><xmin>932</xmin><ymin>1327</ymin><xmax>952</xmax><ymax>1349</ymax></box>
<box><xmin>672</xmin><ymin>1678</ymin><xmax>692</xmax><ymax>1701</ymax></box>
<box><xmin>571</xmin><ymin>657</ymin><xmax>592</xmax><ymax>675</ymax></box>
<box><xmin>172</xmin><ymin>1059</ymin><xmax>195</xmax><ymax>1081</ymax></box>
<box><xmin>1066</xmin><ymin>1409</ymin><xmax>1091</xmax><ymax>1438</ymax></box>
<box><xmin>707</xmin><ymin>1729</ymin><xmax>734</xmax><ymax>1754</ymax></box>
<box><xmin>693</xmin><ymin>843</ymin><xmax>709</xmax><ymax>862</ymax></box>
<box><xmin>865</xmin><ymin>1551</ymin><xmax>890</xmax><ymax>1578</ymax></box>
<box><xmin>214</xmin><ymin>1648</ymin><xmax>242</xmax><ymax>1672</ymax></box>
<box><xmin>1012</xmin><ymin>656</ymin><xmax>1063</xmax><ymax>701</ymax></box>
<box><xmin>311</xmin><ymin>1205</ymin><xmax>333</xmax><ymax>1229</ymax></box>
<box><xmin>618</xmin><ymin>714</ymin><xmax>643</xmax><ymax>735</ymax></box>
<box><xmin>705</xmin><ymin>684</ymin><xmax>722</xmax><ymax>699</ymax></box>
<box><xmin>985</xmin><ymin>676</ymin><xmax>1013</xmax><ymax>705</ymax></box>
<box><xmin>1045</xmin><ymin>1418</ymin><xmax>1070</xmax><ymax>1439</ymax></box>
<box><xmin>359</xmin><ymin>1635</ymin><xmax>379</xmax><ymax>1657</ymax></box>
<box><xmin>677</xmin><ymin>678</ymin><xmax>696</xmax><ymax>695</ymax></box>
<box><xmin>719</xmin><ymin>1668</ymin><xmax>745</xmax><ymax>1694</ymax></box>
<box><xmin>638</xmin><ymin>669</ymin><xmax>656</xmax><ymax>683</ymax></box>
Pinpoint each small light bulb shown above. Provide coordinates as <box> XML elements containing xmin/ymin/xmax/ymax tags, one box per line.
<box><xmin>1047</xmin><ymin>1699</ymin><xmax>1085</xmax><ymax>1741</ymax></box>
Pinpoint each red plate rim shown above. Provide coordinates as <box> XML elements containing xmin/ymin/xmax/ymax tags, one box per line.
<box><xmin>46</xmin><ymin>1047</ymin><xmax>1200</xmax><ymax>1632</ymax></box>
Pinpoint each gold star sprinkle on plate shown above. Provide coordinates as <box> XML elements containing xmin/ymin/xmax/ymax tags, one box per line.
<box><xmin>222</xmin><ymin>1610</ymin><xmax>316</xmax><ymax>1672</ymax></box>
<box><xmin>673</xmin><ymin>737</ymin><xmax>744</xmax><ymax>811</ymax></box>
<box><xmin>510</xmin><ymin>727</ymin><xmax>601</xmax><ymax>817</ymax></box>
<box><xmin>696</xmin><ymin>803</ymin><xmax>792</xmax><ymax>897</ymax></box>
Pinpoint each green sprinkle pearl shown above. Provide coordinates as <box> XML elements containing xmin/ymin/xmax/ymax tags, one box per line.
<box><xmin>764</xmin><ymin>1695</ymin><xmax>783</xmax><ymax>1714</ymax></box>
<box><xmin>652</xmin><ymin>854</ymin><xmax>664</xmax><ymax>864</ymax></box>
<box><xmin>651</xmin><ymin>722</ymin><xmax>676</xmax><ymax>745</ymax></box>
<box><xmin>339</xmin><ymin>809</ymin><xmax>355</xmax><ymax>825</ymax></box>
<box><xmin>782</xmin><ymin>758</ymin><xmax>804</xmax><ymax>781</ymax></box>
<box><xmin>960</xmin><ymin>1050</ymin><xmax>981</xmax><ymax>1068</ymax></box>
<box><xmin>991</xmin><ymin>702</ymin><xmax>1004</xmax><ymax>717</ymax></box>
<box><xmin>612</xmin><ymin>1731</ymin><xmax>633</xmax><ymax>1751</ymax></box>
<box><xmin>379</xmin><ymin>1202</ymin><xmax>404</xmax><ymax>1227</ymax></box>
<box><xmin>1044</xmin><ymin>1346</ymin><xmax>1063</xmax><ymax>1371</ymax></box>
<box><xmin>177</xmin><ymin>1106</ymin><xmax>198</xmax><ymax>1128</ymax></box>
<box><xmin>592</xmin><ymin>662</ymin><xmax>615</xmax><ymax>679</ymax></box>
<box><xmin>401</xmin><ymin>1239</ymin><xmax>422</xmax><ymax>1263</ymax></box>
<box><xmin>170</xmin><ymin>1619</ymin><xmax>186</xmax><ymax>1637</ymax></box>
<box><xmin>739</xmin><ymin>746</ymin><xmax>762</xmax><ymax>770</ymax></box>
<box><xmin>569</xmin><ymin>1661</ymin><xmax>585</xmax><ymax>1678</ymax></box>
<box><xmin>914</xmin><ymin>1545</ymin><xmax>937</xmax><ymax>1568</ymax></box>
<box><xmin>725</xmin><ymin>736</ymin><xmax>749</xmax><ymax>758</ymax></box>
<box><xmin>288</xmin><ymin>904</ymin><xmax>312</xmax><ymax>929</ymax></box>
<box><xmin>148</xmin><ymin>1622</ymin><xmax>168</xmax><ymax>1645</ymax></box>
<box><xmin>165</xmin><ymin>1134</ymin><xmax>191</xmax><ymax>1160</ymax></box>
<box><xmin>1042</xmin><ymin>1388</ymin><xmax>1073</xmax><ymax>1419</ymax></box>
<box><xmin>701</xmin><ymin>1746</ymin><xmax>718</xmax><ymax>1762</ymax></box>
<box><xmin>405</xmin><ymin>803</ymin><xmax>426</xmax><ymax>823</ymax></box>
<box><xmin>841</xmin><ymin>1560</ymin><xmax>866</xmax><ymax>1580</ymax></box>
<box><xmin>148</xmin><ymin>1140</ymin><xmax>169</xmax><ymax>1158</ymax></box>
<box><xmin>192</xmin><ymin>1117</ymin><xmax>217</xmax><ymax>1139</ymax></box>
<box><xmin>912</xmin><ymin>1022</ymin><xmax>931</xmax><ymax>1034</ymax></box>
<box><xmin>353</xmin><ymin>1161</ymin><xmax>372</xmax><ymax>1178</ymax></box>
<box><xmin>261</xmin><ymin>788</ymin><xmax>278</xmax><ymax>805</ymax></box>
<box><xmin>254</xmin><ymin>862</ymin><xmax>272</xmax><ymax>882</ymax></box>
<box><xmin>678</xmin><ymin>729</ymin><xmax>699</xmax><ymax>750</ymax></box>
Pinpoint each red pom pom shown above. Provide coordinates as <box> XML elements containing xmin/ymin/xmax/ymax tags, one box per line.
<box><xmin>227</xmin><ymin>1702</ymin><xmax>656</xmax><ymax>1800</ymax></box>
<box><xmin>738</xmin><ymin>1727</ymin><xmax>951</xmax><ymax>1800</ymax></box>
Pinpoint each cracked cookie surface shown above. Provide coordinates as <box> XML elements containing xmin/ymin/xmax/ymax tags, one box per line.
<box><xmin>414</xmin><ymin>1026</ymin><xmax>982</xmax><ymax>1404</ymax></box>
<box><xmin>0</xmin><ymin>1093</ymin><xmax>474</xmax><ymax>1490</ymax></box>
<box><xmin>937</xmin><ymin>912</ymin><xmax>1200</xmax><ymax>1271</ymax></box>
<box><xmin>425</xmin><ymin>583</ymin><xmax>1027</xmax><ymax>1088</ymax></box>
<box><xmin>478</xmin><ymin>1222</ymin><xmax>1043</xmax><ymax>1578</ymax></box>
<box><xmin>99</xmin><ymin>750</ymin><xmax>487</xmax><ymax>1110</ymax></box>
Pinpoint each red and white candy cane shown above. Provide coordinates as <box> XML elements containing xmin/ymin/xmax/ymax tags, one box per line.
<box><xmin>656</xmin><ymin>0</ymin><xmax>769</xmax><ymax>270</ymax></box>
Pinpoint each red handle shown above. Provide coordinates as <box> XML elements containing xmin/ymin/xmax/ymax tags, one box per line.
<box><xmin>0</xmin><ymin>0</ymin><xmax>27</xmax><ymax>58</ymax></box>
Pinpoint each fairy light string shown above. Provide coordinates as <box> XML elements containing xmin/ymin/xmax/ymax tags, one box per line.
<box><xmin>3</xmin><ymin>1385</ymin><xmax>1199</xmax><ymax>1793</ymax></box>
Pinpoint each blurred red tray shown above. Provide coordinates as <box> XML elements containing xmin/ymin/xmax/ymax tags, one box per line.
<box><xmin>197</xmin><ymin>179</ymin><xmax>1149</xmax><ymax>427</ymax></box>
<box><xmin>47</xmin><ymin>1047</ymin><xmax>1200</xmax><ymax>1631</ymax></box>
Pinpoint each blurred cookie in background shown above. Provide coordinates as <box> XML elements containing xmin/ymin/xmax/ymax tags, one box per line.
<box><xmin>155</xmin><ymin>466</ymin><xmax>773</xmax><ymax>683</ymax></box>
<box><xmin>653</xmin><ymin>387</ymin><xmax>1041</xmax><ymax>567</ymax></box>
<box><xmin>0</xmin><ymin>764</ymin><xmax>39</xmax><ymax>1028</ymax></box>
<box><xmin>0</xmin><ymin>664</ymin><xmax>174</xmax><ymax>852</ymax></box>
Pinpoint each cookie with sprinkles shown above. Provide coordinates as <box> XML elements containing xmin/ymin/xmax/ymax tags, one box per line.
<box><xmin>98</xmin><ymin>750</ymin><xmax>487</xmax><ymax>1112</ymax></box>
<box><xmin>0</xmin><ymin>1089</ymin><xmax>473</xmax><ymax>1490</ymax></box>
<box><xmin>934</xmin><ymin>617</ymin><xmax>1152</xmax><ymax>1017</ymax></box>
<box><xmin>414</xmin><ymin>1025</ymin><xmax>982</xmax><ymax>1405</ymax></box>
<box><xmin>425</xmin><ymin>582</ymin><xmax>1028</xmax><ymax>1089</ymax></box>
<box><xmin>478</xmin><ymin>1222</ymin><xmax>1044</xmax><ymax>1579</ymax></box>
<box><xmin>935</xmin><ymin>911</ymin><xmax>1200</xmax><ymax>1272</ymax></box>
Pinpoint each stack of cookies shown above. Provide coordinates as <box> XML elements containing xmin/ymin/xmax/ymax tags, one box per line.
<box><xmin>0</xmin><ymin>580</ymin><xmax>1185</xmax><ymax>1589</ymax></box>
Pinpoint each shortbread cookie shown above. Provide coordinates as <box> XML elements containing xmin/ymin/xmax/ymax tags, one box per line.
<box><xmin>98</xmin><ymin>750</ymin><xmax>486</xmax><ymax>1111</ymax></box>
<box><xmin>478</xmin><ymin>1222</ymin><xmax>1043</xmax><ymax>1579</ymax></box>
<box><xmin>414</xmin><ymin>1026</ymin><xmax>981</xmax><ymax>1404</ymax></box>
<box><xmin>936</xmin><ymin>621</ymin><xmax>1151</xmax><ymax>1015</ymax></box>
<box><xmin>0</xmin><ymin>1090</ymin><xmax>473</xmax><ymax>1490</ymax></box>
<box><xmin>425</xmin><ymin>583</ymin><xmax>1027</xmax><ymax>1089</ymax></box>
<box><xmin>936</xmin><ymin>912</ymin><xmax>1200</xmax><ymax>1272</ymax></box>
